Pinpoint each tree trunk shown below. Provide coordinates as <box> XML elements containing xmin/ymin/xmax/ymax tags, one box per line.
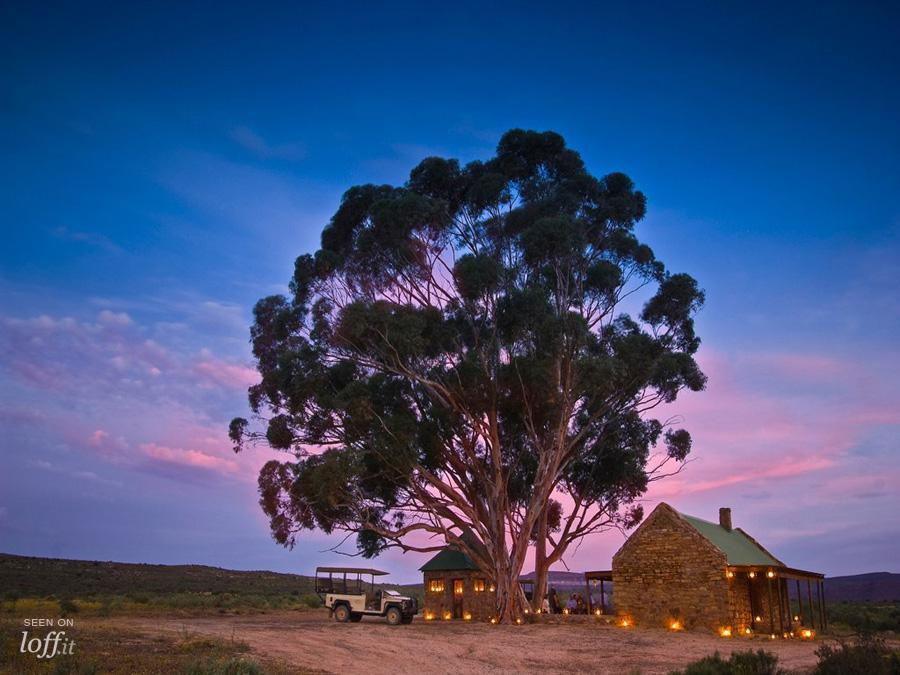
<box><xmin>532</xmin><ymin>506</ymin><xmax>549</xmax><ymax>611</ymax></box>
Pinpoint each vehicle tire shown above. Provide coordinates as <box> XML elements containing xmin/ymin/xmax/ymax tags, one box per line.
<box><xmin>385</xmin><ymin>606</ymin><xmax>403</xmax><ymax>626</ymax></box>
<box><xmin>349</xmin><ymin>613</ymin><xmax>363</xmax><ymax>622</ymax></box>
<box><xmin>333</xmin><ymin>604</ymin><xmax>351</xmax><ymax>623</ymax></box>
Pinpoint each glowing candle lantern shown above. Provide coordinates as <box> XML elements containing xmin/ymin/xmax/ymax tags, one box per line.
<box><xmin>744</xmin><ymin>627</ymin><xmax>752</xmax><ymax>635</ymax></box>
<box><xmin>424</xmin><ymin>612</ymin><xmax>435</xmax><ymax>621</ymax></box>
<box><xmin>670</xmin><ymin>620</ymin><xmax>682</xmax><ymax>631</ymax></box>
<box><xmin>515</xmin><ymin>617</ymin><xmax>522</xmax><ymax>625</ymax></box>
<box><xmin>767</xmin><ymin>570</ymin><xmax>775</xmax><ymax>579</ymax></box>
<box><xmin>489</xmin><ymin>617</ymin><xmax>497</xmax><ymax>625</ymax></box>
<box><xmin>562</xmin><ymin>608</ymin><xmax>569</xmax><ymax>615</ymax></box>
<box><xmin>793</xmin><ymin>615</ymin><xmax>799</xmax><ymax>621</ymax></box>
<box><xmin>720</xmin><ymin>627</ymin><xmax>732</xmax><ymax>637</ymax></box>
<box><xmin>770</xmin><ymin>634</ymin><xmax>776</xmax><ymax>640</ymax></box>
<box><xmin>748</xmin><ymin>571</ymin><xmax>756</xmax><ymax>579</ymax></box>
<box><xmin>754</xmin><ymin>615</ymin><xmax>762</xmax><ymax>623</ymax></box>
<box><xmin>801</xmin><ymin>629</ymin><xmax>814</xmax><ymax>639</ymax></box>
<box><xmin>726</xmin><ymin>570</ymin><xmax>734</xmax><ymax>578</ymax></box>
<box><xmin>594</xmin><ymin>608</ymin><xmax>602</xmax><ymax>616</ymax></box>
<box><xmin>463</xmin><ymin>612</ymin><xmax>472</xmax><ymax>621</ymax></box>
<box><xmin>524</xmin><ymin>608</ymin><xmax>530</xmax><ymax>614</ymax></box>
<box><xmin>442</xmin><ymin>611</ymin><xmax>452</xmax><ymax>621</ymax></box>
<box><xmin>620</xmin><ymin>618</ymin><xmax>630</xmax><ymax>627</ymax></box>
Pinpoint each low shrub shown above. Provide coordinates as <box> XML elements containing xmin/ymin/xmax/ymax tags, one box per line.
<box><xmin>301</xmin><ymin>593</ymin><xmax>322</xmax><ymax>609</ymax></box>
<box><xmin>669</xmin><ymin>650</ymin><xmax>784</xmax><ymax>675</ymax></box>
<box><xmin>814</xmin><ymin>634</ymin><xmax>900</xmax><ymax>674</ymax></box>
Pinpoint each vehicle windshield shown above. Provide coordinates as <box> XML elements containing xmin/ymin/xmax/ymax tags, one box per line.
<box><xmin>383</xmin><ymin>589</ymin><xmax>402</xmax><ymax>596</ymax></box>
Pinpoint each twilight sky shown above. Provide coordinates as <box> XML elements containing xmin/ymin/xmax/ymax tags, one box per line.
<box><xmin>1</xmin><ymin>2</ymin><xmax>898</xmax><ymax>583</ymax></box>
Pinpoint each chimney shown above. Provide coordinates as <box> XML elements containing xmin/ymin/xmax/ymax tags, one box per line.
<box><xmin>719</xmin><ymin>507</ymin><xmax>732</xmax><ymax>531</ymax></box>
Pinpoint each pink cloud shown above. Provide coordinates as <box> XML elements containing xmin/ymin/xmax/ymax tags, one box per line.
<box><xmin>140</xmin><ymin>442</ymin><xmax>239</xmax><ymax>474</ymax></box>
<box><xmin>192</xmin><ymin>349</ymin><xmax>259</xmax><ymax>389</ymax></box>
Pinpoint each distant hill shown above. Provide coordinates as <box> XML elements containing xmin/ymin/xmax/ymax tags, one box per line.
<box><xmin>825</xmin><ymin>572</ymin><xmax>900</xmax><ymax>603</ymax></box>
<box><xmin>0</xmin><ymin>553</ymin><xmax>422</xmax><ymax>599</ymax></box>
<box><xmin>2</xmin><ymin>553</ymin><xmax>896</xmax><ymax>604</ymax></box>
<box><xmin>519</xmin><ymin>570</ymin><xmax>900</xmax><ymax>603</ymax></box>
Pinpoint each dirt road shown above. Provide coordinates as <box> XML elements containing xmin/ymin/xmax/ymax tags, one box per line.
<box><xmin>106</xmin><ymin>610</ymin><xmax>825</xmax><ymax>674</ymax></box>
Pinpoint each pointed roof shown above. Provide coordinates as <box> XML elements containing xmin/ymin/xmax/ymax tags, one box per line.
<box><xmin>419</xmin><ymin>530</ymin><xmax>487</xmax><ymax>572</ymax></box>
<box><xmin>677</xmin><ymin>510</ymin><xmax>783</xmax><ymax>567</ymax></box>
<box><xmin>419</xmin><ymin>547</ymin><xmax>480</xmax><ymax>572</ymax></box>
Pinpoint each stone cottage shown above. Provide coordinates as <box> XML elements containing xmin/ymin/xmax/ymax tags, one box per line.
<box><xmin>612</xmin><ymin>503</ymin><xmax>826</xmax><ymax>634</ymax></box>
<box><xmin>420</xmin><ymin>545</ymin><xmax>496</xmax><ymax>621</ymax></box>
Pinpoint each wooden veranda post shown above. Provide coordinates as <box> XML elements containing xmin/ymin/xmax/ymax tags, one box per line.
<box><xmin>817</xmin><ymin>579</ymin><xmax>826</xmax><ymax>632</ymax></box>
<box><xmin>767</xmin><ymin>574</ymin><xmax>775</xmax><ymax>633</ymax></box>
<box><xmin>775</xmin><ymin>576</ymin><xmax>784</xmax><ymax>634</ymax></box>
<box><xmin>807</xmin><ymin>580</ymin><xmax>815</xmax><ymax>630</ymax></box>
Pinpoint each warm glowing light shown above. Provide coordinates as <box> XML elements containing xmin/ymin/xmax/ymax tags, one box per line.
<box><xmin>562</xmin><ymin>608</ymin><xmax>569</xmax><ymax>615</ymax></box>
<box><xmin>442</xmin><ymin>611</ymin><xmax>452</xmax><ymax>621</ymax></box>
<box><xmin>424</xmin><ymin>612</ymin><xmax>435</xmax><ymax>621</ymax></box>
<box><xmin>620</xmin><ymin>618</ymin><xmax>630</xmax><ymax>627</ymax></box>
<box><xmin>726</xmin><ymin>570</ymin><xmax>734</xmax><ymax>578</ymax></box>
<box><xmin>744</xmin><ymin>627</ymin><xmax>752</xmax><ymax>635</ymax></box>
<box><xmin>473</xmin><ymin>579</ymin><xmax>485</xmax><ymax>592</ymax></box>
<box><xmin>720</xmin><ymin>627</ymin><xmax>732</xmax><ymax>637</ymax></box>
<box><xmin>801</xmin><ymin>629</ymin><xmax>814</xmax><ymax>639</ymax></box>
<box><xmin>489</xmin><ymin>617</ymin><xmax>497</xmax><ymax>624</ymax></box>
<box><xmin>463</xmin><ymin>612</ymin><xmax>472</xmax><ymax>621</ymax></box>
<box><xmin>767</xmin><ymin>570</ymin><xmax>775</xmax><ymax>578</ymax></box>
<box><xmin>670</xmin><ymin>620</ymin><xmax>682</xmax><ymax>631</ymax></box>
<box><xmin>748</xmin><ymin>571</ymin><xmax>756</xmax><ymax>578</ymax></box>
<box><xmin>754</xmin><ymin>615</ymin><xmax>762</xmax><ymax>623</ymax></box>
<box><xmin>793</xmin><ymin>615</ymin><xmax>799</xmax><ymax>621</ymax></box>
<box><xmin>429</xmin><ymin>579</ymin><xmax>445</xmax><ymax>592</ymax></box>
<box><xmin>515</xmin><ymin>617</ymin><xmax>522</xmax><ymax>625</ymax></box>
<box><xmin>770</xmin><ymin>634</ymin><xmax>776</xmax><ymax>640</ymax></box>
<box><xmin>594</xmin><ymin>608</ymin><xmax>602</xmax><ymax>616</ymax></box>
<box><xmin>488</xmin><ymin>584</ymin><xmax>495</xmax><ymax>592</ymax></box>
<box><xmin>524</xmin><ymin>608</ymin><xmax>530</xmax><ymax>614</ymax></box>
<box><xmin>535</xmin><ymin>608</ymin><xmax>541</xmax><ymax>614</ymax></box>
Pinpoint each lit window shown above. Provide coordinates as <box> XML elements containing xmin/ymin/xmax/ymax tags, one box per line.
<box><xmin>474</xmin><ymin>579</ymin><xmax>486</xmax><ymax>592</ymax></box>
<box><xmin>429</xmin><ymin>579</ymin><xmax>445</xmax><ymax>592</ymax></box>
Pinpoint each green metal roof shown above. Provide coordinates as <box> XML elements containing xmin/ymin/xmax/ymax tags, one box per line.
<box><xmin>419</xmin><ymin>547</ymin><xmax>480</xmax><ymax>572</ymax></box>
<box><xmin>680</xmin><ymin>512</ymin><xmax>782</xmax><ymax>567</ymax></box>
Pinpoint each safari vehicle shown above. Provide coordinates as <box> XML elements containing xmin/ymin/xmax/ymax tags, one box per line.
<box><xmin>315</xmin><ymin>566</ymin><xmax>418</xmax><ymax>625</ymax></box>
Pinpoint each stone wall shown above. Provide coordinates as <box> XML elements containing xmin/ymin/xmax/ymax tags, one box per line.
<box><xmin>422</xmin><ymin>570</ymin><xmax>496</xmax><ymax>621</ymax></box>
<box><xmin>612</xmin><ymin>503</ymin><xmax>731</xmax><ymax>631</ymax></box>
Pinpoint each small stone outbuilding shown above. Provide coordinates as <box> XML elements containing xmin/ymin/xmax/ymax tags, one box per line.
<box><xmin>612</xmin><ymin>503</ymin><xmax>825</xmax><ymax>634</ymax></box>
<box><xmin>420</xmin><ymin>546</ymin><xmax>496</xmax><ymax>621</ymax></box>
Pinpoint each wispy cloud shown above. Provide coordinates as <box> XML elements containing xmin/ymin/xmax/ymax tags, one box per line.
<box><xmin>51</xmin><ymin>226</ymin><xmax>123</xmax><ymax>254</ymax></box>
<box><xmin>229</xmin><ymin>126</ymin><xmax>306</xmax><ymax>161</ymax></box>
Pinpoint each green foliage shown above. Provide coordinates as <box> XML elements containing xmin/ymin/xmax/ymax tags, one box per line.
<box><xmin>233</xmin><ymin>128</ymin><xmax>706</xmax><ymax>567</ymax></box>
<box><xmin>814</xmin><ymin>635</ymin><xmax>900</xmax><ymax>674</ymax></box>
<box><xmin>59</xmin><ymin>597</ymin><xmax>79</xmax><ymax>615</ymax></box>
<box><xmin>669</xmin><ymin>650</ymin><xmax>784</xmax><ymax>675</ymax></box>
<box><xmin>828</xmin><ymin>602</ymin><xmax>900</xmax><ymax>633</ymax></box>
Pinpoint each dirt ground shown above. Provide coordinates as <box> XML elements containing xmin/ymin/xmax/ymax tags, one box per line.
<box><xmin>106</xmin><ymin>609</ymin><xmax>825</xmax><ymax>674</ymax></box>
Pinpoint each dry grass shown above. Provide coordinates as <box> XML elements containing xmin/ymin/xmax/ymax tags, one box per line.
<box><xmin>0</xmin><ymin>617</ymin><xmax>298</xmax><ymax>674</ymax></box>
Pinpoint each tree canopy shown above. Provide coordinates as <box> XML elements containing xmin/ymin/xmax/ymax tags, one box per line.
<box><xmin>231</xmin><ymin>129</ymin><xmax>706</xmax><ymax>620</ymax></box>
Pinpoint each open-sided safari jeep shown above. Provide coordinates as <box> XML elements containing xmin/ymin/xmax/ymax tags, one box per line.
<box><xmin>315</xmin><ymin>566</ymin><xmax>418</xmax><ymax>625</ymax></box>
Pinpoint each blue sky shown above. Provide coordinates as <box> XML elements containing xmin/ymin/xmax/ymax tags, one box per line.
<box><xmin>1</xmin><ymin>2</ymin><xmax>898</xmax><ymax>582</ymax></box>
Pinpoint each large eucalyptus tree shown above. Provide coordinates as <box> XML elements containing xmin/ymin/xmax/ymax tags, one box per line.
<box><xmin>230</xmin><ymin>130</ymin><xmax>705</xmax><ymax>622</ymax></box>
